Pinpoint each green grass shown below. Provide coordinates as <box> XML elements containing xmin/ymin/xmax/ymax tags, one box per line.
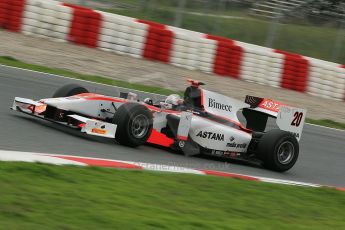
<box><xmin>1</xmin><ymin>55</ymin><xmax>345</xmax><ymax>131</ymax></box>
<box><xmin>306</xmin><ymin>118</ymin><xmax>345</xmax><ymax>130</ymax></box>
<box><xmin>0</xmin><ymin>56</ymin><xmax>176</xmax><ymax>96</ymax></box>
<box><xmin>0</xmin><ymin>162</ymin><xmax>344</xmax><ymax>229</ymax></box>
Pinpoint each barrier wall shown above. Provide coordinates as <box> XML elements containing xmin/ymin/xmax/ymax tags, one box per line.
<box><xmin>1</xmin><ymin>0</ymin><xmax>345</xmax><ymax>101</ymax></box>
<box><xmin>0</xmin><ymin>0</ymin><xmax>26</xmax><ymax>32</ymax></box>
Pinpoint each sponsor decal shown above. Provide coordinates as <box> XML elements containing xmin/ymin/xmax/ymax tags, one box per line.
<box><xmin>226</xmin><ymin>142</ymin><xmax>247</xmax><ymax>149</ymax></box>
<box><xmin>291</xmin><ymin>112</ymin><xmax>304</xmax><ymax>127</ymax></box>
<box><xmin>28</xmin><ymin>104</ymin><xmax>47</xmax><ymax>114</ymax></box>
<box><xmin>35</xmin><ymin>104</ymin><xmax>47</xmax><ymax>114</ymax></box>
<box><xmin>208</xmin><ymin>98</ymin><xmax>232</xmax><ymax>112</ymax></box>
<box><xmin>91</xmin><ymin>128</ymin><xmax>107</xmax><ymax>135</ymax></box>
<box><xmin>229</xmin><ymin>136</ymin><xmax>235</xmax><ymax>142</ymax></box>
<box><xmin>178</xmin><ymin>141</ymin><xmax>185</xmax><ymax>148</ymax></box>
<box><xmin>211</xmin><ymin>150</ymin><xmax>239</xmax><ymax>158</ymax></box>
<box><xmin>211</xmin><ymin>150</ymin><xmax>224</xmax><ymax>156</ymax></box>
<box><xmin>259</xmin><ymin>99</ymin><xmax>284</xmax><ymax>112</ymax></box>
<box><xmin>196</xmin><ymin>131</ymin><xmax>224</xmax><ymax>141</ymax></box>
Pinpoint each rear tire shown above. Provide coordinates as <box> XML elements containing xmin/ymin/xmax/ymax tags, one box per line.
<box><xmin>52</xmin><ymin>84</ymin><xmax>89</xmax><ymax>98</ymax></box>
<box><xmin>258</xmin><ymin>129</ymin><xmax>299</xmax><ymax>172</ymax></box>
<box><xmin>112</xmin><ymin>103</ymin><xmax>153</xmax><ymax>147</ymax></box>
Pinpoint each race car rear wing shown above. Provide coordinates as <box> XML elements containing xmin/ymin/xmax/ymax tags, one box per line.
<box><xmin>245</xmin><ymin>96</ymin><xmax>307</xmax><ymax>141</ymax></box>
<box><xmin>245</xmin><ymin>95</ymin><xmax>284</xmax><ymax>117</ymax></box>
<box><xmin>276</xmin><ymin>106</ymin><xmax>307</xmax><ymax>141</ymax></box>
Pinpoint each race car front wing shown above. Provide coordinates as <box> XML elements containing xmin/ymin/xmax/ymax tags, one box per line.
<box><xmin>11</xmin><ymin>97</ymin><xmax>117</xmax><ymax>138</ymax></box>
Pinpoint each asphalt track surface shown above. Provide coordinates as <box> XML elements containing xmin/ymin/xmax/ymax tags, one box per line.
<box><xmin>1</xmin><ymin>65</ymin><xmax>345</xmax><ymax>187</ymax></box>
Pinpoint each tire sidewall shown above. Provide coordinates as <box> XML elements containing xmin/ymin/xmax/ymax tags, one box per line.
<box><xmin>126</xmin><ymin>107</ymin><xmax>153</xmax><ymax>145</ymax></box>
<box><xmin>258</xmin><ymin>129</ymin><xmax>299</xmax><ymax>172</ymax></box>
<box><xmin>270</xmin><ymin>135</ymin><xmax>299</xmax><ymax>172</ymax></box>
<box><xmin>113</xmin><ymin>103</ymin><xmax>153</xmax><ymax>147</ymax></box>
<box><xmin>53</xmin><ymin>84</ymin><xmax>89</xmax><ymax>98</ymax></box>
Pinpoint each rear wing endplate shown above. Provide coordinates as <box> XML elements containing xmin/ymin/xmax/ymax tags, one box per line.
<box><xmin>245</xmin><ymin>96</ymin><xmax>307</xmax><ymax>141</ymax></box>
<box><xmin>276</xmin><ymin>106</ymin><xmax>307</xmax><ymax>141</ymax></box>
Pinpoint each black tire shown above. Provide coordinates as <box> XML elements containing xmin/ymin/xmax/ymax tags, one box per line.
<box><xmin>112</xmin><ymin>103</ymin><xmax>153</xmax><ymax>147</ymax></box>
<box><xmin>258</xmin><ymin>129</ymin><xmax>299</xmax><ymax>172</ymax></box>
<box><xmin>52</xmin><ymin>84</ymin><xmax>89</xmax><ymax>98</ymax></box>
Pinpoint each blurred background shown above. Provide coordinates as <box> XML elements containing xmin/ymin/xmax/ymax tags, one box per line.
<box><xmin>62</xmin><ymin>0</ymin><xmax>345</xmax><ymax>64</ymax></box>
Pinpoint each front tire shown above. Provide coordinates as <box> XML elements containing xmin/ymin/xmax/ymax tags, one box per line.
<box><xmin>258</xmin><ymin>129</ymin><xmax>299</xmax><ymax>172</ymax></box>
<box><xmin>112</xmin><ymin>103</ymin><xmax>153</xmax><ymax>147</ymax></box>
<box><xmin>52</xmin><ymin>84</ymin><xmax>89</xmax><ymax>98</ymax></box>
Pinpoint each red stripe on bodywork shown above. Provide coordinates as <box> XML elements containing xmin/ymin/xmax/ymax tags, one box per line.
<box><xmin>177</xmin><ymin>135</ymin><xmax>188</xmax><ymax>141</ymax></box>
<box><xmin>53</xmin><ymin>155</ymin><xmax>144</xmax><ymax>169</ymax></box>
<box><xmin>75</xmin><ymin>93</ymin><xmax>103</xmax><ymax>97</ymax></box>
<box><xmin>144</xmin><ymin>104</ymin><xmax>161</xmax><ymax>112</ymax></box>
<box><xmin>200</xmin><ymin>170</ymin><xmax>259</xmax><ymax>181</ymax></box>
<box><xmin>76</xmin><ymin>94</ymin><xmax>181</xmax><ymax>114</ymax></box>
<box><xmin>75</xmin><ymin>94</ymin><xmax>126</xmax><ymax>103</ymax></box>
<box><xmin>81</xmin><ymin>96</ymin><xmax>125</xmax><ymax>103</ymax></box>
<box><xmin>200</xmin><ymin>88</ymin><xmax>205</xmax><ymax>108</ymax></box>
<box><xmin>275</xmin><ymin>50</ymin><xmax>309</xmax><ymax>92</ymax></box>
<box><xmin>147</xmin><ymin>129</ymin><xmax>174</xmax><ymax>147</ymax></box>
<box><xmin>206</xmin><ymin>34</ymin><xmax>243</xmax><ymax>79</ymax></box>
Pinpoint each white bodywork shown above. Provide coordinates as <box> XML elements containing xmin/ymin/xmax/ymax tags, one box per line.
<box><xmin>68</xmin><ymin>115</ymin><xmax>117</xmax><ymax>138</ymax></box>
<box><xmin>177</xmin><ymin>112</ymin><xmax>192</xmax><ymax>141</ymax></box>
<box><xmin>189</xmin><ymin>115</ymin><xmax>252</xmax><ymax>152</ymax></box>
<box><xmin>276</xmin><ymin>106</ymin><xmax>307</xmax><ymax>141</ymax></box>
<box><xmin>41</xmin><ymin>96</ymin><xmax>122</xmax><ymax>120</ymax></box>
<box><xmin>12</xmin><ymin>96</ymin><xmax>118</xmax><ymax>139</ymax></box>
<box><xmin>202</xmin><ymin>89</ymin><xmax>249</xmax><ymax>123</ymax></box>
<box><xmin>12</xmin><ymin>89</ymin><xmax>306</xmax><ymax>151</ymax></box>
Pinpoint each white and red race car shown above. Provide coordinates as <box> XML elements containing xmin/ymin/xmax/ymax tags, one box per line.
<box><xmin>11</xmin><ymin>80</ymin><xmax>306</xmax><ymax>172</ymax></box>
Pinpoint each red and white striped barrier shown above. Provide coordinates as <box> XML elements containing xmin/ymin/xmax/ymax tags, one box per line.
<box><xmin>1</xmin><ymin>0</ymin><xmax>345</xmax><ymax>101</ymax></box>
<box><xmin>206</xmin><ymin>35</ymin><xmax>243</xmax><ymax>79</ymax></box>
<box><xmin>0</xmin><ymin>0</ymin><xmax>26</xmax><ymax>32</ymax></box>
<box><xmin>1</xmin><ymin>149</ymin><xmax>344</xmax><ymax>191</ymax></box>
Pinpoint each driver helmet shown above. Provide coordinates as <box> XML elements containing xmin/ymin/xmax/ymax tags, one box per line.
<box><xmin>165</xmin><ymin>94</ymin><xmax>182</xmax><ymax>106</ymax></box>
<box><xmin>143</xmin><ymin>98</ymin><xmax>153</xmax><ymax>105</ymax></box>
